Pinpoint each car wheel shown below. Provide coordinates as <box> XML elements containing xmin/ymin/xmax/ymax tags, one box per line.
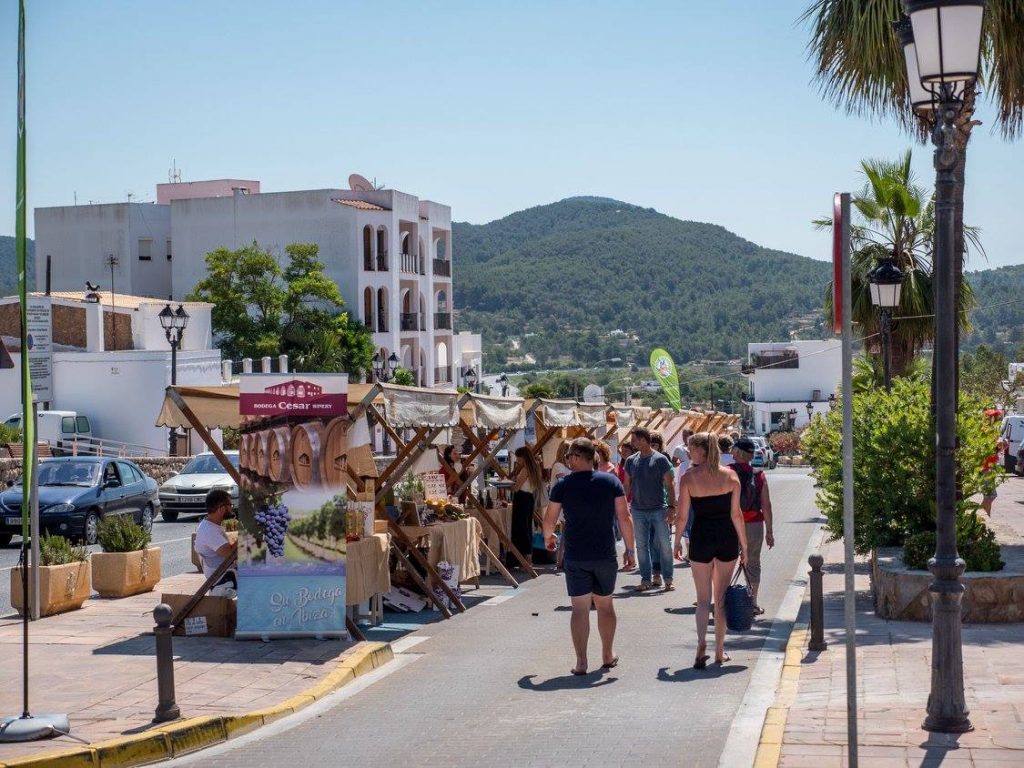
<box><xmin>0</xmin><ymin>533</ymin><xmax>11</xmax><ymax>547</ymax></box>
<box><xmin>83</xmin><ymin>512</ymin><xmax>100</xmax><ymax>545</ymax></box>
<box><xmin>141</xmin><ymin>504</ymin><xmax>153</xmax><ymax>533</ymax></box>
<box><xmin>160</xmin><ymin>508</ymin><xmax>179</xmax><ymax>523</ymax></box>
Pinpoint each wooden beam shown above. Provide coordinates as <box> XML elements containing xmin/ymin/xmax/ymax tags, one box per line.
<box><xmin>165</xmin><ymin>387</ymin><xmax>240</xmax><ymax>484</ymax></box>
<box><xmin>388</xmin><ymin>521</ymin><xmax>466</xmax><ymax>613</ymax></box>
<box><xmin>388</xmin><ymin>539</ymin><xmax>452</xmax><ymax>619</ymax></box>
<box><xmin>465</xmin><ymin>494</ymin><xmax>537</xmax><ymax>578</ymax></box>
<box><xmin>479</xmin><ymin>539</ymin><xmax>519</xmax><ymax>588</ymax></box>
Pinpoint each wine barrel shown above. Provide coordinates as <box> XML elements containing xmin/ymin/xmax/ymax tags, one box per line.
<box><xmin>267</xmin><ymin>426</ymin><xmax>291</xmax><ymax>483</ymax></box>
<box><xmin>319</xmin><ymin>417</ymin><xmax>349</xmax><ymax>489</ymax></box>
<box><xmin>254</xmin><ymin>429</ymin><xmax>271</xmax><ymax>478</ymax></box>
<box><xmin>239</xmin><ymin>433</ymin><xmax>252</xmax><ymax>471</ymax></box>
<box><xmin>290</xmin><ymin>421</ymin><xmax>324</xmax><ymax>490</ymax></box>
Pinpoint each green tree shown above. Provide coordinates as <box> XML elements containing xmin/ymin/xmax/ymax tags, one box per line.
<box><xmin>802</xmin><ymin>0</ymin><xmax>1023</xmax><ymax>348</ymax></box>
<box><xmin>960</xmin><ymin>344</ymin><xmax>1023</xmax><ymax>409</ymax></box>
<box><xmin>187</xmin><ymin>242</ymin><xmax>373</xmax><ymax>378</ymax></box>
<box><xmin>520</xmin><ymin>382</ymin><xmax>555</xmax><ymax>399</ymax></box>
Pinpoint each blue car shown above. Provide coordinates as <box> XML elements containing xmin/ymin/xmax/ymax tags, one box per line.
<box><xmin>0</xmin><ymin>457</ymin><xmax>160</xmax><ymax>546</ymax></box>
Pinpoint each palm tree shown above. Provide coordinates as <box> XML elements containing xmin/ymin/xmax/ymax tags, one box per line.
<box><xmin>817</xmin><ymin>152</ymin><xmax>976</xmax><ymax>377</ymax></box>
<box><xmin>801</xmin><ymin>0</ymin><xmax>1024</xmax><ymax>346</ymax></box>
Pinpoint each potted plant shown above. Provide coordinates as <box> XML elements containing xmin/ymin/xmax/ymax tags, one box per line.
<box><xmin>91</xmin><ymin>515</ymin><xmax>161</xmax><ymax>598</ymax></box>
<box><xmin>11</xmin><ymin>533</ymin><xmax>91</xmax><ymax>616</ymax></box>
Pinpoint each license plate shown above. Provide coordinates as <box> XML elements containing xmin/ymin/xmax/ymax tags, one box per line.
<box><xmin>186</xmin><ymin>495</ymin><xmax>205</xmax><ymax>502</ymax></box>
<box><xmin>5</xmin><ymin>517</ymin><xmax>20</xmax><ymax>526</ymax></box>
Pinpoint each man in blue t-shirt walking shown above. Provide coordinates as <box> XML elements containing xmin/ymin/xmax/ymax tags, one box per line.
<box><xmin>543</xmin><ymin>437</ymin><xmax>636</xmax><ymax>676</ymax></box>
<box><xmin>624</xmin><ymin>426</ymin><xmax>677</xmax><ymax>592</ymax></box>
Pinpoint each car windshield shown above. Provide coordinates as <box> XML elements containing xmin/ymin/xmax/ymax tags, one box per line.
<box><xmin>38</xmin><ymin>461</ymin><xmax>100</xmax><ymax>487</ymax></box>
<box><xmin>180</xmin><ymin>454</ymin><xmax>239</xmax><ymax>475</ymax></box>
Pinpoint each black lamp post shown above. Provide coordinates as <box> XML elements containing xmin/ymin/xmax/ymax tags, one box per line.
<box><xmin>496</xmin><ymin>373</ymin><xmax>509</xmax><ymax>397</ymax></box>
<box><xmin>896</xmin><ymin>0</ymin><xmax>986</xmax><ymax>735</ymax></box>
<box><xmin>787</xmin><ymin>408</ymin><xmax>797</xmax><ymax>432</ymax></box>
<box><xmin>805</xmin><ymin>401</ymin><xmax>814</xmax><ymax>423</ymax></box>
<box><xmin>868</xmin><ymin>255</ymin><xmax>904</xmax><ymax>392</ymax></box>
<box><xmin>828</xmin><ymin>392</ymin><xmax>837</xmax><ymax>412</ymax></box>
<box><xmin>463</xmin><ymin>366</ymin><xmax>478</xmax><ymax>393</ymax></box>
<box><xmin>159</xmin><ymin>303</ymin><xmax>189</xmax><ymax>456</ymax></box>
<box><xmin>372</xmin><ymin>351</ymin><xmax>400</xmax><ymax>383</ymax></box>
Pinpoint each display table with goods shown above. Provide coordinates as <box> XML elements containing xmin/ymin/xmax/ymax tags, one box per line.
<box><xmin>399</xmin><ymin>517</ymin><xmax>482</xmax><ymax>583</ymax></box>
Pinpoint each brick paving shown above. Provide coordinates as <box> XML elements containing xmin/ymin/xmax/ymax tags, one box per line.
<box><xmin>775</xmin><ymin>474</ymin><xmax>1024</xmax><ymax>768</ymax></box>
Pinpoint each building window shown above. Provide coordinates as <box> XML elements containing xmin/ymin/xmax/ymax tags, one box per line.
<box><xmin>166</xmin><ymin>239</ymin><xmax>172</xmax><ymax>261</ymax></box>
<box><xmin>138</xmin><ymin>238</ymin><xmax>152</xmax><ymax>261</ymax></box>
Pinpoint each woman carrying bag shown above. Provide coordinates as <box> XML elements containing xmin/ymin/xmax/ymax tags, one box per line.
<box><xmin>673</xmin><ymin>432</ymin><xmax>748</xmax><ymax>668</ymax></box>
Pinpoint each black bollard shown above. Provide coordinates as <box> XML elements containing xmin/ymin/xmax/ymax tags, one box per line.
<box><xmin>808</xmin><ymin>554</ymin><xmax>827</xmax><ymax>652</ymax></box>
<box><xmin>152</xmin><ymin>604</ymin><xmax>180</xmax><ymax>723</ymax></box>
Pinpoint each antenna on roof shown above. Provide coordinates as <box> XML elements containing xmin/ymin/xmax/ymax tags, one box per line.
<box><xmin>348</xmin><ymin>173</ymin><xmax>373</xmax><ymax>192</ymax></box>
<box><xmin>168</xmin><ymin>159</ymin><xmax>181</xmax><ymax>184</ymax></box>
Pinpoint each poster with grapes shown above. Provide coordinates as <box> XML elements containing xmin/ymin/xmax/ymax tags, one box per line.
<box><xmin>235</xmin><ymin>373</ymin><xmax>350</xmax><ymax>639</ymax></box>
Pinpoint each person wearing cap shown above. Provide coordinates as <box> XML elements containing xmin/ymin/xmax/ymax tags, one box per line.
<box><xmin>729</xmin><ymin>437</ymin><xmax>774</xmax><ymax>615</ymax></box>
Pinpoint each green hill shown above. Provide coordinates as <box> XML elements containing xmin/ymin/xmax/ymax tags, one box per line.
<box><xmin>453</xmin><ymin>198</ymin><xmax>831</xmax><ymax>367</ymax></box>
<box><xmin>963</xmin><ymin>264</ymin><xmax>1024</xmax><ymax>351</ymax></box>
<box><xmin>0</xmin><ymin>236</ymin><xmax>35</xmax><ymax>296</ymax></box>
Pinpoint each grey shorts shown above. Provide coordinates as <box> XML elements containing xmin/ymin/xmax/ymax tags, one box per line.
<box><xmin>564</xmin><ymin>558</ymin><xmax>618</xmax><ymax>597</ymax></box>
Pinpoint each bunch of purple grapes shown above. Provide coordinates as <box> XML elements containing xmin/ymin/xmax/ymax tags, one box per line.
<box><xmin>254</xmin><ymin>504</ymin><xmax>291</xmax><ymax>557</ymax></box>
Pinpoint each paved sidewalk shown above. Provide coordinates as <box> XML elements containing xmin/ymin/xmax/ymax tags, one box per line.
<box><xmin>0</xmin><ymin>572</ymin><xmax>366</xmax><ymax>763</ymax></box>
<box><xmin>763</xmin><ymin>476</ymin><xmax>1024</xmax><ymax>767</ymax></box>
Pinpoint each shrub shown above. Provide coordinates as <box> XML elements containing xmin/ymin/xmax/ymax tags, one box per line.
<box><xmin>802</xmin><ymin>377</ymin><xmax>1003</xmax><ymax>561</ymax></box>
<box><xmin>0</xmin><ymin>424</ymin><xmax>21</xmax><ymax>444</ymax></box>
<box><xmin>40</xmin><ymin>533</ymin><xmax>89</xmax><ymax>565</ymax></box>
<box><xmin>768</xmin><ymin>431</ymin><xmax>800</xmax><ymax>455</ymax></box>
<box><xmin>902</xmin><ymin>513</ymin><xmax>1004</xmax><ymax>572</ymax></box>
<box><xmin>97</xmin><ymin>515</ymin><xmax>151</xmax><ymax>553</ymax></box>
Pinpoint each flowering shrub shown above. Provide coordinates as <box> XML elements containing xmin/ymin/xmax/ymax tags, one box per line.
<box><xmin>768</xmin><ymin>431</ymin><xmax>800</xmax><ymax>456</ymax></box>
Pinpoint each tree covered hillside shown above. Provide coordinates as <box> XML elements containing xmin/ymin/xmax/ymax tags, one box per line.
<box><xmin>0</xmin><ymin>236</ymin><xmax>35</xmax><ymax>296</ymax></box>
<box><xmin>453</xmin><ymin>198</ymin><xmax>831</xmax><ymax>365</ymax></box>
<box><xmin>963</xmin><ymin>264</ymin><xmax>1024</xmax><ymax>352</ymax></box>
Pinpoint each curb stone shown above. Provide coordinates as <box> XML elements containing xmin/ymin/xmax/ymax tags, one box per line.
<box><xmin>0</xmin><ymin>641</ymin><xmax>394</xmax><ymax>768</ymax></box>
<box><xmin>752</xmin><ymin>624</ymin><xmax>808</xmax><ymax>768</ymax></box>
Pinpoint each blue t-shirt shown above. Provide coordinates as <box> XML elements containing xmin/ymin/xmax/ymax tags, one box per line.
<box><xmin>549</xmin><ymin>470</ymin><xmax>624</xmax><ymax>562</ymax></box>
<box><xmin>625</xmin><ymin>450</ymin><xmax>672</xmax><ymax>511</ymax></box>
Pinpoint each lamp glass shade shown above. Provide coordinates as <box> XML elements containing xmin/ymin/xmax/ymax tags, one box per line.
<box><xmin>387</xmin><ymin>353</ymin><xmax>399</xmax><ymax>371</ymax></box>
<box><xmin>158</xmin><ymin>304</ymin><xmax>175</xmax><ymax>331</ymax></box>
<box><xmin>907</xmin><ymin>0</ymin><xmax>985</xmax><ymax>83</ymax></box>
<box><xmin>174</xmin><ymin>304</ymin><xmax>190</xmax><ymax>330</ymax></box>
<box><xmin>372</xmin><ymin>352</ymin><xmax>382</xmax><ymax>375</ymax></box>
<box><xmin>903</xmin><ymin>42</ymin><xmax>938</xmax><ymax>111</ymax></box>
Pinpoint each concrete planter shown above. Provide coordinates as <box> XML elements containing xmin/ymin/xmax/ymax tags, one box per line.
<box><xmin>91</xmin><ymin>546</ymin><xmax>161</xmax><ymax>598</ymax></box>
<box><xmin>191</xmin><ymin>530</ymin><xmax>238</xmax><ymax>573</ymax></box>
<box><xmin>10</xmin><ymin>561</ymin><xmax>91</xmax><ymax>617</ymax></box>
<box><xmin>873</xmin><ymin>546</ymin><xmax>1024</xmax><ymax>623</ymax></box>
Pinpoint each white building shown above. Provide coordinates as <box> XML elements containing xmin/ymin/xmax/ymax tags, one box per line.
<box><xmin>35</xmin><ymin>177</ymin><xmax>467</xmax><ymax>388</ymax></box>
<box><xmin>0</xmin><ymin>291</ymin><xmax>221</xmax><ymax>455</ymax></box>
<box><xmin>741</xmin><ymin>340</ymin><xmax>841</xmax><ymax>434</ymax></box>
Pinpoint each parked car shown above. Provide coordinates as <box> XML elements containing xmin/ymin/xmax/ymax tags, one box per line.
<box><xmin>3</xmin><ymin>410</ymin><xmax>92</xmax><ymax>455</ymax></box>
<box><xmin>749</xmin><ymin>436</ymin><xmax>776</xmax><ymax>470</ymax></box>
<box><xmin>158</xmin><ymin>451</ymin><xmax>239</xmax><ymax>522</ymax></box>
<box><xmin>999</xmin><ymin>415</ymin><xmax>1024</xmax><ymax>473</ymax></box>
<box><xmin>0</xmin><ymin>457</ymin><xmax>159</xmax><ymax>546</ymax></box>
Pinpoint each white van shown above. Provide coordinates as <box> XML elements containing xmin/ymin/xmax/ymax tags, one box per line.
<box><xmin>3</xmin><ymin>410</ymin><xmax>92</xmax><ymax>454</ymax></box>
<box><xmin>999</xmin><ymin>415</ymin><xmax>1024</xmax><ymax>473</ymax></box>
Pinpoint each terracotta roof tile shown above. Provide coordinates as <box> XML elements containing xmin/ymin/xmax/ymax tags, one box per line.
<box><xmin>333</xmin><ymin>198</ymin><xmax>389</xmax><ymax>212</ymax></box>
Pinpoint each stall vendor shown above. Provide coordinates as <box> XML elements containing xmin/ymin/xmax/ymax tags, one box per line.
<box><xmin>440</xmin><ymin>445</ymin><xmax>471</xmax><ymax>502</ymax></box>
<box><xmin>195</xmin><ymin>489</ymin><xmax>238</xmax><ymax>591</ymax></box>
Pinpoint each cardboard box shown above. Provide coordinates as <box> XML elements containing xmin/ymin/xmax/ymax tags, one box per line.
<box><xmin>161</xmin><ymin>593</ymin><xmax>237</xmax><ymax>638</ymax></box>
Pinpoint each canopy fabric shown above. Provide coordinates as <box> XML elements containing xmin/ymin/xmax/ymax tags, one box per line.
<box><xmin>613</xmin><ymin>407</ymin><xmax>634</xmax><ymax>429</ymax></box>
<box><xmin>155</xmin><ymin>385</ymin><xmax>240</xmax><ymax>430</ymax></box>
<box><xmin>471</xmin><ymin>393</ymin><xmax>526</xmax><ymax>430</ymax></box>
<box><xmin>540</xmin><ymin>399</ymin><xmax>578</xmax><ymax>427</ymax></box>
<box><xmin>381</xmin><ymin>383</ymin><xmax>460</xmax><ymax>428</ymax></box>
<box><xmin>575</xmin><ymin>403</ymin><xmax>608</xmax><ymax>429</ymax></box>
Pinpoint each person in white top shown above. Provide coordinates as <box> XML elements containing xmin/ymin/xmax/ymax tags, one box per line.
<box><xmin>718</xmin><ymin>434</ymin><xmax>735</xmax><ymax>466</ymax></box>
<box><xmin>194</xmin><ymin>489</ymin><xmax>237</xmax><ymax>588</ymax></box>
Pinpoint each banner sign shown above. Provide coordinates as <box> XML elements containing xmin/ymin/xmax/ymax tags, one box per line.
<box><xmin>25</xmin><ymin>297</ymin><xmax>52</xmax><ymax>402</ymax></box>
<box><xmin>649</xmin><ymin>348</ymin><xmax>682</xmax><ymax>412</ymax></box>
<box><xmin>236</xmin><ymin>373</ymin><xmax>351</xmax><ymax>639</ymax></box>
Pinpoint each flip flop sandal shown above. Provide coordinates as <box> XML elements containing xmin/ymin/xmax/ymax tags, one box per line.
<box><xmin>753</xmin><ymin>606</ymin><xmax>765</xmax><ymax>616</ymax></box>
<box><xmin>715</xmin><ymin>653</ymin><xmax>731</xmax><ymax>665</ymax></box>
<box><xmin>601</xmin><ymin>657</ymin><xmax>619</xmax><ymax>670</ymax></box>
<box><xmin>663</xmin><ymin>583</ymin><xmax>676</xmax><ymax>592</ymax></box>
<box><xmin>635</xmin><ymin>582</ymin><xmax>655</xmax><ymax>592</ymax></box>
<box><xmin>571</xmin><ymin>667</ymin><xmax>588</xmax><ymax>676</ymax></box>
<box><xmin>693</xmin><ymin>653</ymin><xmax>709</xmax><ymax>670</ymax></box>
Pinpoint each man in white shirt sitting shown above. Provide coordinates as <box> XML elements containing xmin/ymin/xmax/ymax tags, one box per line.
<box><xmin>195</xmin><ymin>489</ymin><xmax>237</xmax><ymax>591</ymax></box>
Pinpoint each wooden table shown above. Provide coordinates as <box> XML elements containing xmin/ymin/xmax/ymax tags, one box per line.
<box><xmin>399</xmin><ymin>518</ymin><xmax>482</xmax><ymax>583</ymax></box>
<box><xmin>346</xmin><ymin>533</ymin><xmax>390</xmax><ymax>625</ymax></box>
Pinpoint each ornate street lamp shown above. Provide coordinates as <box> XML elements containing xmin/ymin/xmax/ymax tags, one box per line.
<box><xmin>159</xmin><ymin>303</ymin><xmax>189</xmax><ymax>456</ymax></box>
<box><xmin>828</xmin><ymin>392</ymin><xmax>837</xmax><ymax>412</ymax></box>
<box><xmin>868</xmin><ymin>255</ymin><xmax>904</xmax><ymax>392</ymax></box>
<box><xmin>787</xmin><ymin>408</ymin><xmax>797</xmax><ymax>432</ymax></box>
<box><xmin>496</xmin><ymin>373</ymin><xmax>509</xmax><ymax>397</ymax></box>
<box><xmin>372</xmin><ymin>351</ymin><xmax>400</xmax><ymax>383</ymax></box>
<box><xmin>463</xmin><ymin>366</ymin><xmax>478</xmax><ymax>393</ymax></box>
<box><xmin>805</xmin><ymin>401</ymin><xmax>814</xmax><ymax>423</ymax></box>
<box><xmin>896</xmin><ymin>0</ymin><xmax>986</xmax><ymax>735</ymax></box>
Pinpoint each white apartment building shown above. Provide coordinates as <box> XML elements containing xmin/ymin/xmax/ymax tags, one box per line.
<box><xmin>35</xmin><ymin>177</ymin><xmax>469</xmax><ymax>388</ymax></box>
<box><xmin>741</xmin><ymin>340</ymin><xmax>842</xmax><ymax>434</ymax></box>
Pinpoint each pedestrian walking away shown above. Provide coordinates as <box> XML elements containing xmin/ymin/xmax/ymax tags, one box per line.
<box><xmin>623</xmin><ymin>427</ymin><xmax>676</xmax><ymax>592</ymax></box>
<box><xmin>728</xmin><ymin>437</ymin><xmax>773</xmax><ymax>615</ymax></box>
<box><xmin>647</xmin><ymin>431</ymin><xmax>671</xmax><ymax>585</ymax></box>
<box><xmin>543</xmin><ymin>437</ymin><xmax>636</xmax><ymax>675</ymax></box>
<box><xmin>508</xmin><ymin>446</ymin><xmax>544</xmax><ymax>569</ymax></box>
<box><xmin>674</xmin><ymin>432</ymin><xmax>748</xmax><ymax>668</ymax></box>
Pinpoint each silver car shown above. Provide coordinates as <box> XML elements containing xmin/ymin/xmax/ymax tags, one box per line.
<box><xmin>158</xmin><ymin>451</ymin><xmax>239</xmax><ymax>522</ymax></box>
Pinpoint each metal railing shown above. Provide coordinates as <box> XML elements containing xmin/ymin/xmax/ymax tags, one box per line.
<box><xmin>400</xmin><ymin>313</ymin><xmax>418</xmax><ymax>331</ymax></box>
<box><xmin>434</xmin><ymin>312</ymin><xmax>451</xmax><ymax>330</ymax></box>
<box><xmin>59</xmin><ymin>434</ymin><xmax>168</xmax><ymax>458</ymax></box>
<box><xmin>377</xmin><ymin>251</ymin><xmax>389</xmax><ymax>271</ymax></box>
<box><xmin>432</xmin><ymin>258</ymin><xmax>451</xmax><ymax>278</ymax></box>
<box><xmin>400</xmin><ymin>252</ymin><xmax>422</xmax><ymax>274</ymax></box>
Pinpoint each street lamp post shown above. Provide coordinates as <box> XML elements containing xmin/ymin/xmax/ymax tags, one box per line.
<box><xmin>463</xmin><ymin>366</ymin><xmax>479</xmax><ymax>393</ymax></box>
<box><xmin>828</xmin><ymin>392</ymin><xmax>837</xmax><ymax>412</ymax></box>
<box><xmin>805</xmin><ymin>401</ymin><xmax>814</xmax><ymax>424</ymax></box>
<box><xmin>158</xmin><ymin>304</ymin><xmax>190</xmax><ymax>456</ymax></box>
<box><xmin>868</xmin><ymin>255</ymin><xmax>904</xmax><ymax>392</ymax></box>
<box><xmin>787</xmin><ymin>408</ymin><xmax>797</xmax><ymax>432</ymax></box>
<box><xmin>372</xmin><ymin>351</ymin><xmax>400</xmax><ymax>383</ymax></box>
<box><xmin>896</xmin><ymin>0</ymin><xmax>986</xmax><ymax>734</ymax></box>
<box><xmin>496</xmin><ymin>373</ymin><xmax>509</xmax><ymax>397</ymax></box>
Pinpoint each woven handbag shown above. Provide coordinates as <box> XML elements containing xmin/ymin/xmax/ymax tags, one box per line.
<box><xmin>724</xmin><ymin>565</ymin><xmax>755</xmax><ymax>632</ymax></box>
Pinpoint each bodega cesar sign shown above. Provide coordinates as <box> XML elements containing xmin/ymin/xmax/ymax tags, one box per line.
<box><xmin>239</xmin><ymin>376</ymin><xmax>348</xmax><ymax>416</ymax></box>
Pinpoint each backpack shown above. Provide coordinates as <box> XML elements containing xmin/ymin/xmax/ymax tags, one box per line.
<box><xmin>732</xmin><ymin>465</ymin><xmax>761</xmax><ymax>513</ymax></box>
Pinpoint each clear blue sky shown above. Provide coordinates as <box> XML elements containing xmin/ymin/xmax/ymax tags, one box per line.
<box><xmin>1</xmin><ymin>0</ymin><xmax>1020</xmax><ymax>268</ymax></box>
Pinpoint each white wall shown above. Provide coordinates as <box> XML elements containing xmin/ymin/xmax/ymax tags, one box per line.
<box><xmin>746</xmin><ymin>340</ymin><xmax>841</xmax><ymax>403</ymax></box>
<box><xmin>133</xmin><ymin>303</ymin><xmax>213</xmax><ymax>352</ymax></box>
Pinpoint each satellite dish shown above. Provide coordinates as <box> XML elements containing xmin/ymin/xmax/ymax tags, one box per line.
<box><xmin>348</xmin><ymin>174</ymin><xmax>373</xmax><ymax>192</ymax></box>
<box><xmin>582</xmin><ymin>384</ymin><xmax>604</xmax><ymax>403</ymax></box>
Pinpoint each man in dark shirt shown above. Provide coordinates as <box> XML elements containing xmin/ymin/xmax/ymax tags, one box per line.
<box><xmin>543</xmin><ymin>438</ymin><xmax>636</xmax><ymax>676</ymax></box>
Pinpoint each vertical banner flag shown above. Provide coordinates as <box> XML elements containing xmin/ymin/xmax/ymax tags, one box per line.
<box><xmin>236</xmin><ymin>374</ymin><xmax>350</xmax><ymax>639</ymax></box>
<box><xmin>16</xmin><ymin>0</ymin><xmax>33</xmax><ymax>542</ymax></box>
<box><xmin>649</xmin><ymin>348</ymin><xmax>682</xmax><ymax>412</ymax></box>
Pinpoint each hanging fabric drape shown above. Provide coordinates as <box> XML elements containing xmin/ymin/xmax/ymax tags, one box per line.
<box><xmin>381</xmin><ymin>383</ymin><xmax>460</xmax><ymax>428</ymax></box>
<box><xmin>539</xmin><ymin>399</ymin><xmax>578</xmax><ymax>427</ymax></box>
<box><xmin>471</xmin><ymin>394</ymin><xmax>526</xmax><ymax>430</ymax></box>
<box><xmin>575</xmin><ymin>403</ymin><xmax>608</xmax><ymax>430</ymax></box>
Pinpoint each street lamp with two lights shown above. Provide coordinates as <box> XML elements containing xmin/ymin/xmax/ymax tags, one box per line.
<box><xmin>159</xmin><ymin>303</ymin><xmax>190</xmax><ymax>456</ymax></box>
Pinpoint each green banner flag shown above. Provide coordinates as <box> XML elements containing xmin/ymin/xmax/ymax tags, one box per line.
<box><xmin>17</xmin><ymin>0</ymin><xmax>32</xmax><ymax>542</ymax></box>
<box><xmin>649</xmin><ymin>348</ymin><xmax>681</xmax><ymax>412</ymax></box>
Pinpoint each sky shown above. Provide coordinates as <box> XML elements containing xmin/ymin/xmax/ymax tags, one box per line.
<box><xmin>0</xmin><ymin>0</ymin><xmax>1020</xmax><ymax>269</ymax></box>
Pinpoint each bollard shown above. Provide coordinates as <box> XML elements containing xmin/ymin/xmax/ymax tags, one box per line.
<box><xmin>808</xmin><ymin>554</ymin><xmax>827</xmax><ymax>652</ymax></box>
<box><xmin>153</xmin><ymin>604</ymin><xmax>181</xmax><ymax>723</ymax></box>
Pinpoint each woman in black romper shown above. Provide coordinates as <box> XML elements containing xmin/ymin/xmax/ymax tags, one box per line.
<box><xmin>673</xmin><ymin>432</ymin><xmax>748</xmax><ymax>668</ymax></box>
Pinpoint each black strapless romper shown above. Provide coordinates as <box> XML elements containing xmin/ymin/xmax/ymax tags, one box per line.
<box><xmin>688</xmin><ymin>491</ymin><xmax>740</xmax><ymax>564</ymax></box>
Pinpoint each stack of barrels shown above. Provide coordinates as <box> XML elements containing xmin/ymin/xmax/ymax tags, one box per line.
<box><xmin>240</xmin><ymin>416</ymin><xmax>350</xmax><ymax>491</ymax></box>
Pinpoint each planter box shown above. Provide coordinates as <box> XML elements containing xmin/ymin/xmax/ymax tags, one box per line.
<box><xmin>92</xmin><ymin>547</ymin><xmax>161</xmax><ymax>598</ymax></box>
<box><xmin>10</xmin><ymin>561</ymin><xmax>91</xmax><ymax>617</ymax></box>
<box><xmin>191</xmin><ymin>531</ymin><xmax>238</xmax><ymax>573</ymax></box>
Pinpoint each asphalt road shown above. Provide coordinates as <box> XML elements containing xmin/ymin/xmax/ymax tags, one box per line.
<box><xmin>0</xmin><ymin>514</ymin><xmax>204</xmax><ymax>616</ymax></box>
<box><xmin>174</xmin><ymin>468</ymin><xmax>823</xmax><ymax>768</ymax></box>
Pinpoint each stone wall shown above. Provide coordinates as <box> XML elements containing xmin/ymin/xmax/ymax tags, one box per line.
<box><xmin>873</xmin><ymin>547</ymin><xmax>1024</xmax><ymax>623</ymax></box>
<box><xmin>0</xmin><ymin>456</ymin><xmax>188</xmax><ymax>486</ymax></box>
<box><xmin>0</xmin><ymin>302</ymin><xmax>134</xmax><ymax>351</ymax></box>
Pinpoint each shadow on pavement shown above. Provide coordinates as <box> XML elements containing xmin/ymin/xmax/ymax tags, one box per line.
<box><xmin>656</xmin><ymin>664</ymin><xmax>748</xmax><ymax>682</ymax></box>
<box><xmin>917</xmin><ymin>731</ymin><xmax>964</xmax><ymax>762</ymax></box>
<box><xmin>517</xmin><ymin>673</ymin><xmax>617</xmax><ymax>691</ymax></box>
